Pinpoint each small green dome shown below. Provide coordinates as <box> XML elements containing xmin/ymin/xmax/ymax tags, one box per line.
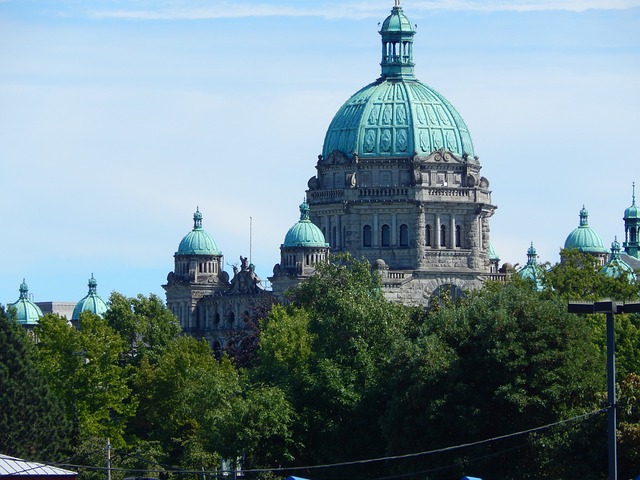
<box><xmin>283</xmin><ymin>201</ymin><xmax>329</xmax><ymax>248</ymax></box>
<box><xmin>9</xmin><ymin>279</ymin><xmax>43</xmax><ymax>326</ymax></box>
<box><xmin>602</xmin><ymin>238</ymin><xmax>637</xmax><ymax>282</ymax></box>
<box><xmin>380</xmin><ymin>2</ymin><xmax>414</xmax><ymax>34</ymax></box>
<box><xmin>624</xmin><ymin>183</ymin><xmax>640</xmax><ymax>220</ymax></box>
<box><xmin>518</xmin><ymin>243</ymin><xmax>544</xmax><ymax>291</ymax></box>
<box><xmin>564</xmin><ymin>206</ymin><xmax>607</xmax><ymax>254</ymax></box>
<box><xmin>177</xmin><ymin>208</ymin><xmax>221</xmax><ymax>256</ymax></box>
<box><xmin>72</xmin><ymin>274</ymin><xmax>108</xmax><ymax>320</ymax></box>
<box><xmin>322</xmin><ymin>2</ymin><xmax>474</xmax><ymax>160</ymax></box>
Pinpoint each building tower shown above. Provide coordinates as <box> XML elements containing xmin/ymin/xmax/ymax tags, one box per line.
<box><xmin>72</xmin><ymin>274</ymin><xmax>108</xmax><ymax>324</ymax></box>
<box><xmin>563</xmin><ymin>205</ymin><xmax>608</xmax><ymax>266</ymax></box>
<box><xmin>306</xmin><ymin>1</ymin><xmax>497</xmax><ymax>305</ymax></box>
<box><xmin>623</xmin><ymin>183</ymin><xmax>640</xmax><ymax>259</ymax></box>
<box><xmin>271</xmin><ymin>200</ymin><xmax>330</xmax><ymax>298</ymax></box>
<box><xmin>164</xmin><ymin>208</ymin><xmax>227</xmax><ymax>332</ymax></box>
<box><xmin>9</xmin><ymin>279</ymin><xmax>43</xmax><ymax>327</ymax></box>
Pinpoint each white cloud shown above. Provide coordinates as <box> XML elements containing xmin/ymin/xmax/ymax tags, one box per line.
<box><xmin>86</xmin><ymin>0</ymin><xmax>640</xmax><ymax>21</ymax></box>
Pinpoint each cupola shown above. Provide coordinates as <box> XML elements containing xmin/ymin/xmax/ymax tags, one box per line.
<box><xmin>177</xmin><ymin>208</ymin><xmax>221</xmax><ymax>256</ymax></box>
<box><xmin>602</xmin><ymin>238</ymin><xmax>637</xmax><ymax>282</ymax></box>
<box><xmin>283</xmin><ymin>201</ymin><xmax>330</xmax><ymax>248</ymax></box>
<box><xmin>9</xmin><ymin>279</ymin><xmax>43</xmax><ymax>326</ymax></box>
<box><xmin>72</xmin><ymin>274</ymin><xmax>108</xmax><ymax>320</ymax></box>
<box><xmin>564</xmin><ymin>206</ymin><xmax>607</xmax><ymax>255</ymax></box>
<box><xmin>517</xmin><ymin>243</ymin><xmax>544</xmax><ymax>291</ymax></box>
<box><xmin>623</xmin><ymin>183</ymin><xmax>640</xmax><ymax>259</ymax></box>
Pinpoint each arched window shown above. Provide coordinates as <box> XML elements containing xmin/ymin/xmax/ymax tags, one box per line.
<box><xmin>455</xmin><ymin>225</ymin><xmax>462</xmax><ymax>247</ymax></box>
<box><xmin>425</xmin><ymin>225</ymin><xmax>431</xmax><ymax>247</ymax></box>
<box><xmin>332</xmin><ymin>226</ymin><xmax>337</xmax><ymax>248</ymax></box>
<box><xmin>399</xmin><ymin>224</ymin><xmax>409</xmax><ymax>247</ymax></box>
<box><xmin>227</xmin><ymin>311</ymin><xmax>235</xmax><ymax>325</ymax></box>
<box><xmin>381</xmin><ymin>224</ymin><xmax>391</xmax><ymax>247</ymax></box>
<box><xmin>363</xmin><ymin>225</ymin><xmax>372</xmax><ymax>247</ymax></box>
<box><xmin>214</xmin><ymin>312</ymin><xmax>220</xmax><ymax>325</ymax></box>
<box><xmin>440</xmin><ymin>225</ymin><xmax>447</xmax><ymax>247</ymax></box>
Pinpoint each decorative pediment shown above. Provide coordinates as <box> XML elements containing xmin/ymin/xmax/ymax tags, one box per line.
<box><xmin>423</xmin><ymin>148</ymin><xmax>463</xmax><ymax>164</ymax></box>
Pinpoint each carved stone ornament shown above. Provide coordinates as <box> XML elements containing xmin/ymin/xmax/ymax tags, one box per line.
<box><xmin>308</xmin><ymin>176</ymin><xmax>319</xmax><ymax>190</ymax></box>
<box><xmin>347</xmin><ymin>172</ymin><xmax>357</xmax><ymax>188</ymax></box>
<box><xmin>425</xmin><ymin>148</ymin><xmax>461</xmax><ymax>164</ymax></box>
<box><xmin>325</xmin><ymin>150</ymin><xmax>350</xmax><ymax>165</ymax></box>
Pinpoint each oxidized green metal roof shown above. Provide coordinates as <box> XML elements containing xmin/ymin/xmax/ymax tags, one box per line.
<box><xmin>602</xmin><ymin>238</ymin><xmax>637</xmax><ymax>282</ymax></box>
<box><xmin>322</xmin><ymin>2</ymin><xmax>474</xmax><ymax>159</ymax></box>
<box><xmin>72</xmin><ymin>274</ymin><xmax>108</xmax><ymax>320</ymax></box>
<box><xmin>489</xmin><ymin>242</ymin><xmax>499</xmax><ymax>262</ymax></box>
<box><xmin>624</xmin><ymin>183</ymin><xmax>640</xmax><ymax>220</ymax></box>
<box><xmin>177</xmin><ymin>208</ymin><xmax>221</xmax><ymax>256</ymax></box>
<box><xmin>517</xmin><ymin>243</ymin><xmax>544</xmax><ymax>291</ymax></box>
<box><xmin>564</xmin><ymin>206</ymin><xmax>607</xmax><ymax>254</ymax></box>
<box><xmin>9</xmin><ymin>279</ymin><xmax>43</xmax><ymax>325</ymax></box>
<box><xmin>283</xmin><ymin>201</ymin><xmax>329</xmax><ymax>248</ymax></box>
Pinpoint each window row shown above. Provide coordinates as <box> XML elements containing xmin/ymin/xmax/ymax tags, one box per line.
<box><xmin>360</xmin><ymin>224</ymin><xmax>462</xmax><ymax>248</ymax></box>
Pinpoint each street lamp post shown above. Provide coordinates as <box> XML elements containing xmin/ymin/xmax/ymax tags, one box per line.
<box><xmin>568</xmin><ymin>300</ymin><xmax>640</xmax><ymax>480</ymax></box>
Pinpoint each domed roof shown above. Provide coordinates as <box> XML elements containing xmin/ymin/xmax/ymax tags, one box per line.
<box><xmin>322</xmin><ymin>2</ymin><xmax>474</xmax><ymax>160</ymax></box>
<box><xmin>517</xmin><ymin>243</ymin><xmax>544</xmax><ymax>291</ymax></box>
<box><xmin>72</xmin><ymin>274</ymin><xmax>108</xmax><ymax>320</ymax></box>
<box><xmin>283</xmin><ymin>201</ymin><xmax>329</xmax><ymax>248</ymax></box>
<box><xmin>177</xmin><ymin>208</ymin><xmax>221</xmax><ymax>256</ymax></box>
<box><xmin>564</xmin><ymin>206</ymin><xmax>607</xmax><ymax>254</ymax></box>
<box><xmin>9</xmin><ymin>279</ymin><xmax>43</xmax><ymax>326</ymax></box>
<box><xmin>602</xmin><ymin>238</ymin><xmax>637</xmax><ymax>282</ymax></box>
<box><xmin>624</xmin><ymin>183</ymin><xmax>640</xmax><ymax>220</ymax></box>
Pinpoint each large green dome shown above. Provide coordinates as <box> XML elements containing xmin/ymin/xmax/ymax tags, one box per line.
<box><xmin>283</xmin><ymin>201</ymin><xmax>329</xmax><ymax>248</ymax></box>
<box><xmin>9</xmin><ymin>279</ymin><xmax>43</xmax><ymax>326</ymax></box>
<box><xmin>322</xmin><ymin>3</ymin><xmax>474</xmax><ymax>160</ymax></box>
<box><xmin>72</xmin><ymin>274</ymin><xmax>108</xmax><ymax>320</ymax></box>
<box><xmin>177</xmin><ymin>208</ymin><xmax>221</xmax><ymax>256</ymax></box>
<box><xmin>564</xmin><ymin>206</ymin><xmax>607</xmax><ymax>254</ymax></box>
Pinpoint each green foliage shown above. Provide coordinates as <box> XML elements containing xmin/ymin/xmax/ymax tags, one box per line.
<box><xmin>104</xmin><ymin>292</ymin><xmax>181</xmax><ymax>366</ymax></box>
<box><xmin>0</xmin><ymin>306</ymin><xmax>73</xmax><ymax>460</ymax></box>
<box><xmin>34</xmin><ymin>312</ymin><xmax>136</xmax><ymax>446</ymax></box>
<box><xmin>382</xmin><ymin>280</ymin><xmax>605</xmax><ymax>479</ymax></box>
<box><xmin>546</xmin><ymin>248</ymin><xmax>640</xmax><ymax>301</ymax></box>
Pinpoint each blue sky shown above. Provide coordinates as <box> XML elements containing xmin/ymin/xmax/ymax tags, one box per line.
<box><xmin>1</xmin><ymin>0</ymin><xmax>640</xmax><ymax>305</ymax></box>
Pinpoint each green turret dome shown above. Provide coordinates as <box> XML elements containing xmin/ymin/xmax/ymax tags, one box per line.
<box><xmin>283</xmin><ymin>201</ymin><xmax>330</xmax><ymax>248</ymax></box>
<box><xmin>177</xmin><ymin>208</ymin><xmax>221</xmax><ymax>256</ymax></box>
<box><xmin>624</xmin><ymin>183</ymin><xmax>640</xmax><ymax>220</ymax></box>
<box><xmin>489</xmin><ymin>242</ymin><xmax>499</xmax><ymax>262</ymax></box>
<box><xmin>517</xmin><ymin>243</ymin><xmax>544</xmax><ymax>291</ymax></box>
<box><xmin>9</xmin><ymin>279</ymin><xmax>43</xmax><ymax>326</ymax></box>
<box><xmin>602</xmin><ymin>238</ymin><xmax>636</xmax><ymax>282</ymax></box>
<box><xmin>564</xmin><ymin>206</ymin><xmax>607</xmax><ymax>254</ymax></box>
<box><xmin>322</xmin><ymin>2</ymin><xmax>474</xmax><ymax>160</ymax></box>
<box><xmin>72</xmin><ymin>275</ymin><xmax>108</xmax><ymax>320</ymax></box>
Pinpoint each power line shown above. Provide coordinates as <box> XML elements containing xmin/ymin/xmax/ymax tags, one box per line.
<box><xmin>35</xmin><ymin>408</ymin><xmax>606</xmax><ymax>478</ymax></box>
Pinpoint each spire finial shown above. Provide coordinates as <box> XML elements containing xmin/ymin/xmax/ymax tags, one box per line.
<box><xmin>395</xmin><ymin>0</ymin><xmax>401</xmax><ymax>7</ymax></box>
<box><xmin>633</xmin><ymin>182</ymin><xmax>636</xmax><ymax>205</ymax></box>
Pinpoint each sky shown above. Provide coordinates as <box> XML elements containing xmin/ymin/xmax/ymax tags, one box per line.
<box><xmin>1</xmin><ymin>0</ymin><xmax>640</xmax><ymax>305</ymax></box>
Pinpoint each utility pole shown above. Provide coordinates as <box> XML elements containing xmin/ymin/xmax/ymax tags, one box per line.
<box><xmin>106</xmin><ymin>438</ymin><xmax>111</xmax><ymax>480</ymax></box>
<box><xmin>568</xmin><ymin>300</ymin><xmax>640</xmax><ymax>480</ymax></box>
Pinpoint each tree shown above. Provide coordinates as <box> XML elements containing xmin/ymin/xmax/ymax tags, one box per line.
<box><xmin>381</xmin><ymin>279</ymin><xmax>606</xmax><ymax>480</ymax></box>
<box><xmin>34</xmin><ymin>312</ymin><xmax>136</xmax><ymax>446</ymax></box>
<box><xmin>271</xmin><ymin>254</ymin><xmax>420</xmax><ymax>473</ymax></box>
<box><xmin>545</xmin><ymin>248</ymin><xmax>640</xmax><ymax>301</ymax></box>
<box><xmin>0</xmin><ymin>306</ymin><xmax>73</xmax><ymax>460</ymax></box>
<box><xmin>104</xmin><ymin>293</ymin><xmax>181</xmax><ymax>366</ymax></box>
